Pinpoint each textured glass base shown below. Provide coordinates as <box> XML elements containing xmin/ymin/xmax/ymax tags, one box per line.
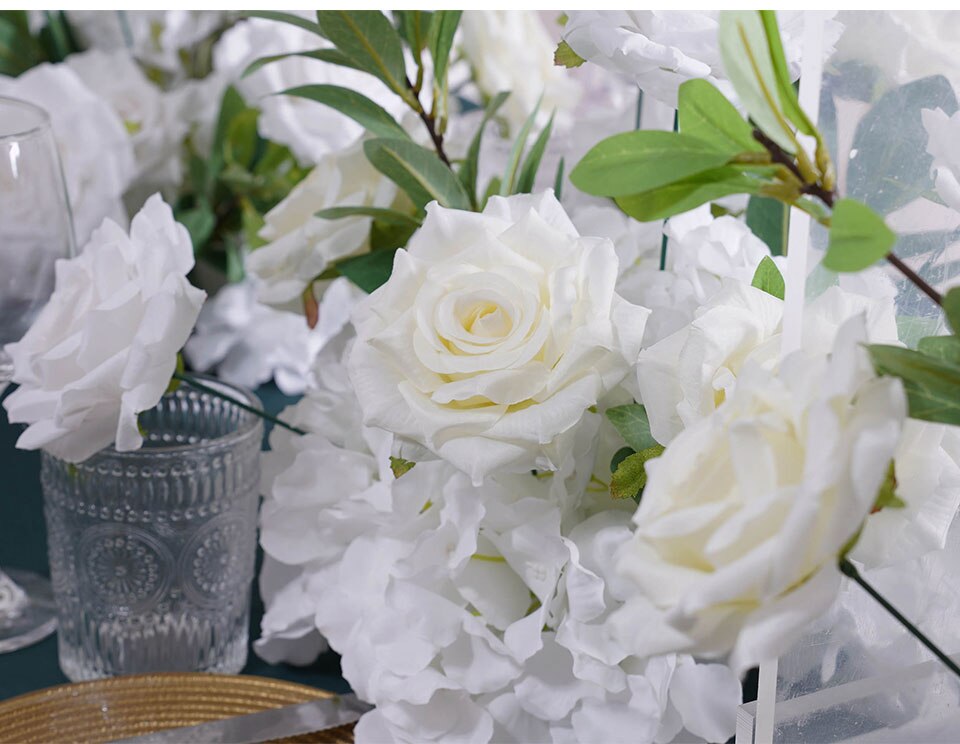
<box><xmin>0</xmin><ymin>568</ymin><xmax>57</xmax><ymax>653</ymax></box>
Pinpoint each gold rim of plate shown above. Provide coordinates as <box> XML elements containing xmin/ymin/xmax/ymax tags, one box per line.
<box><xmin>0</xmin><ymin>672</ymin><xmax>355</xmax><ymax>744</ymax></box>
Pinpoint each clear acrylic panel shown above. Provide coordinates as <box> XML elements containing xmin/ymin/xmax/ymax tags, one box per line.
<box><xmin>742</xmin><ymin>11</ymin><xmax>960</xmax><ymax>743</ymax></box>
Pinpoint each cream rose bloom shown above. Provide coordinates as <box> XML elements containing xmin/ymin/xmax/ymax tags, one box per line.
<box><xmin>613</xmin><ymin>318</ymin><xmax>906</xmax><ymax>672</ymax></box>
<box><xmin>348</xmin><ymin>191</ymin><xmax>650</xmax><ymax>483</ymax></box>
<box><xmin>245</xmin><ymin>141</ymin><xmax>397</xmax><ymax>314</ymax></box>
<box><xmin>2</xmin><ymin>195</ymin><xmax>205</xmax><ymax>463</ymax></box>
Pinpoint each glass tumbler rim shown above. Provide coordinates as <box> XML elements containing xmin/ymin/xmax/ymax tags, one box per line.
<box><xmin>0</xmin><ymin>95</ymin><xmax>52</xmax><ymax>143</ymax></box>
<box><xmin>44</xmin><ymin>375</ymin><xmax>264</xmax><ymax>465</ymax></box>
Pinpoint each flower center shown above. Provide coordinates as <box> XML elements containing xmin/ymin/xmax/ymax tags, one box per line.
<box><xmin>462</xmin><ymin>301</ymin><xmax>510</xmax><ymax>338</ymax></box>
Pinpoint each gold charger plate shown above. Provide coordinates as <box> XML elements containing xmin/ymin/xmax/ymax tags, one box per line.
<box><xmin>0</xmin><ymin>672</ymin><xmax>355</xmax><ymax>743</ymax></box>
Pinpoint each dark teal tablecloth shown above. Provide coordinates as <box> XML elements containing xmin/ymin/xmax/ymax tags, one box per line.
<box><xmin>0</xmin><ymin>383</ymin><xmax>349</xmax><ymax>701</ymax></box>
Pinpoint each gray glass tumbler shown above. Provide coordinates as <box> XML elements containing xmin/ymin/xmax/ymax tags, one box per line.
<box><xmin>40</xmin><ymin>378</ymin><xmax>262</xmax><ymax>681</ymax></box>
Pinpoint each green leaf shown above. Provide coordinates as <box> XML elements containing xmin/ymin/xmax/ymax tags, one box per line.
<box><xmin>516</xmin><ymin>111</ymin><xmax>555</xmax><ymax>194</ymax></box>
<box><xmin>758</xmin><ymin>10</ymin><xmax>815</xmax><ymax>137</ymax></box>
<box><xmin>606</xmin><ymin>404</ymin><xmax>658</xmax><ymax>451</ymax></box>
<box><xmin>427</xmin><ymin>10</ymin><xmax>461</xmax><ymax>86</ymax></box>
<box><xmin>315</xmin><ymin>11</ymin><xmax>411</xmax><ymax>101</ymax></box>
<box><xmin>208</xmin><ymin>86</ymin><xmax>247</xmax><ymax>195</ymax></box>
<box><xmin>481</xmin><ymin>177</ymin><xmax>502</xmax><ymax>210</ymax></box>
<box><xmin>823</xmin><ymin>198</ymin><xmax>896</xmax><ymax>272</ymax></box>
<box><xmin>0</xmin><ymin>15</ymin><xmax>44</xmax><ymax>75</ymax></box>
<box><xmin>571</xmin><ymin>130</ymin><xmax>733</xmax><ymax>198</ymax></box>
<box><xmin>615</xmin><ymin>166</ymin><xmax>769</xmax><ymax>222</ymax></box>
<box><xmin>337</xmin><ymin>248</ymin><xmax>399</xmax><ymax>293</ymax></box>
<box><xmin>390</xmin><ymin>455</ymin><xmax>417</xmax><ymax>478</ymax></box>
<box><xmin>315</xmin><ymin>206</ymin><xmax>422</xmax><ymax>229</ymax></box>
<box><xmin>243</xmin><ymin>48</ymin><xmax>363</xmax><ymax>78</ymax></box>
<box><xmin>678</xmin><ymin>78</ymin><xmax>762</xmax><ymax>153</ymax></box>
<box><xmin>38</xmin><ymin>10</ymin><xmax>78</xmax><ymax>63</ymax></box>
<box><xmin>943</xmin><ymin>288</ymin><xmax>960</xmax><ymax>334</ymax></box>
<box><xmin>501</xmin><ymin>96</ymin><xmax>542</xmax><ymax>195</ymax></box>
<box><xmin>395</xmin><ymin>11</ymin><xmax>432</xmax><ymax>53</ymax></box>
<box><xmin>244</xmin><ymin>11</ymin><xmax>324</xmax><ymax>37</ymax></box>
<box><xmin>848</xmin><ymin>76</ymin><xmax>957</xmax><ymax>215</ymax></box>
<box><xmin>553</xmin><ymin>157</ymin><xmax>566</xmax><ymax>201</ymax></box>
<box><xmin>751</xmin><ymin>256</ymin><xmax>785</xmax><ymax>300</ymax></box>
<box><xmin>610</xmin><ymin>446</ymin><xmax>634</xmax><ymax>474</ymax></box>
<box><xmin>224</xmin><ymin>108</ymin><xmax>260</xmax><ymax>169</ymax></box>
<box><xmin>918</xmin><ymin>335</ymin><xmax>960</xmax><ymax>366</ymax></box>
<box><xmin>554</xmin><ymin>39</ymin><xmax>585</xmax><ymax>69</ymax></box>
<box><xmin>869</xmin><ymin>344</ymin><xmax>960</xmax><ymax>425</ymax></box>
<box><xmin>746</xmin><ymin>195</ymin><xmax>788</xmax><ymax>255</ymax></box>
<box><xmin>176</xmin><ymin>203</ymin><xmax>217</xmax><ymax>254</ymax></box>
<box><xmin>364</xmin><ymin>138</ymin><xmax>471</xmax><ymax>211</ymax></box>
<box><xmin>610</xmin><ymin>446</ymin><xmax>665</xmax><ymax>502</ymax></box>
<box><xmin>458</xmin><ymin>91</ymin><xmax>509</xmax><ymax>208</ymax></box>
<box><xmin>370</xmin><ymin>217</ymin><xmax>418</xmax><ymax>252</ymax></box>
<box><xmin>718</xmin><ymin>11</ymin><xmax>796</xmax><ymax>153</ymax></box>
<box><xmin>279</xmin><ymin>84</ymin><xmax>410</xmax><ymax>141</ymax></box>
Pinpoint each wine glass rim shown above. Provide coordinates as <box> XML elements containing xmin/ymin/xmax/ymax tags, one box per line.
<box><xmin>0</xmin><ymin>96</ymin><xmax>51</xmax><ymax>142</ymax></box>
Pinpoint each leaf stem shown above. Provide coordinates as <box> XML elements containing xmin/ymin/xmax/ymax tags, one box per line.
<box><xmin>885</xmin><ymin>253</ymin><xmax>943</xmax><ymax>306</ymax></box>
<box><xmin>839</xmin><ymin>558</ymin><xmax>960</xmax><ymax>681</ymax></box>
<box><xmin>172</xmin><ymin>372</ymin><xmax>307</xmax><ymax>436</ymax></box>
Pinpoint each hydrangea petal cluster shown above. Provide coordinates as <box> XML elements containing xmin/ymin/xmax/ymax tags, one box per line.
<box><xmin>3</xmin><ymin>195</ymin><xmax>205</xmax><ymax>463</ymax></box>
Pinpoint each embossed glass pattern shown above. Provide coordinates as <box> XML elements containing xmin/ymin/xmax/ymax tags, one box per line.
<box><xmin>40</xmin><ymin>379</ymin><xmax>262</xmax><ymax>681</ymax></box>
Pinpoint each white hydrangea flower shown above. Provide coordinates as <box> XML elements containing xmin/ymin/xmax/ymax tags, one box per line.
<box><xmin>2</xmin><ymin>195</ymin><xmax>205</xmax><ymax>463</ymax></box>
<box><xmin>214</xmin><ymin>17</ymin><xmax>406</xmax><ymax>166</ymax></box>
<box><xmin>614</xmin><ymin>317</ymin><xmax>906</xmax><ymax>673</ymax></box>
<box><xmin>0</xmin><ymin>63</ymin><xmax>136</xmax><ymax>244</ymax></box>
<box><xmin>458</xmin><ymin>11</ymin><xmax>582</xmax><ymax>135</ymax></box>
<box><xmin>562</xmin><ymin>11</ymin><xmax>842</xmax><ymax>107</ymax></box>
<box><xmin>183</xmin><ymin>277</ymin><xmax>358</xmax><ymax>395</ymax></box>
<box><xmin>66</xmin><ymin>49</ymin><xmax>187</xmax><ymax>194</ymax></box>
<box><xmin>257</xmin><ymin>324</ymin><xmax>741</xmax><ymax>743</ymax></box>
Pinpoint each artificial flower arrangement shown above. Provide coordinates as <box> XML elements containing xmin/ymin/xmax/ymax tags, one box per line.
<box><xmin>4</xmin><ymin>9</ymin><xmax>960</xmax><ymax>743</ymax></box>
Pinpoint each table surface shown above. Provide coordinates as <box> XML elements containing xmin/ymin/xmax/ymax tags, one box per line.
<box><xmin>0</xmin><ymin>383</ymin><xmax>350</xmax><ymax>701</ymax></box>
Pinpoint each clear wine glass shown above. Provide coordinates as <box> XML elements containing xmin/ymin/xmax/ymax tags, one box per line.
<box><xmin>0</xmin><ymin>96</ymin><xmax>76</xmax><ymax>651</ymax></box>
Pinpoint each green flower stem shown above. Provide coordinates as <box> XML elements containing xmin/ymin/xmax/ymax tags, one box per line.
<box><xmin>172</xmin><ymin>372</ymin><xmax>307</xmax><ymax>437</ymax></box>
<box><xmin>839</xmin><ymin>558</ymin><xmax>960</xmax><ymax>681</ymax></box>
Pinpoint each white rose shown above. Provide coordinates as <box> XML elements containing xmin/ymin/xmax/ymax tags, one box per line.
<box><xmin>348</xmin><ymin>190</ymin><xmax>650</xmax><ymax>483</ymax></box>
<box><xmin>637</xmin><ymin>282</ymin><xmax>899</xmax><ymax>445</ymax></box>
<box><xmin>0</xmin><ymin>64</ymin><xmax>136</xmax><ymax>244</ymax></box>
<box><xmin>459</xmin><ymin>11</ymin><xmax>582</xmax><ymax>135</ymax></box>
<box><xmin>66</xmin><ymin>49</ymin><xmax>187</xmax><ymax>194</ymax></box>
<box><xmin>614</xmin><ymin>317</ymin><xmax>906</xmax><ymax>672</ymax></box>
<box><xmin>562</xmin><ymin>11</ymin><xmax>841</xmax><ymax>107</ymax></box>
<box><xmin>214</xmin><ymin>17</ymin><xmax>405</xmax><ymax>166</ymax></box>
<box><xmin>2</xmin><ymin>194</ymin><xmax>205</xmax><ymax>463</ymax></box>
<box><xmin>922</xmin><ymin>108</ymin><xmax>960</xmax><ymax>213</ymax></box>
<box><xmin>245</xmin><ymin>141</ymin><xmax>398</xmax><ymax>314</ymax></box>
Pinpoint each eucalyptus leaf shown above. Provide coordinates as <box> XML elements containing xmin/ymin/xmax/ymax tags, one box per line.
<box><xmin>337</xmin><ymin>248</ymin><xmax>399</xmax><ymax>293</ymax></box>
<box><xmin>917</xmin><ymin>335</ymin><xmax>960</xmax><ymax>366</ymax></box>
<box><xmin>315</xmin><ymin>11</ymin><xmax>411</xmax><ymax>100</ymax></box>
<box><xmin>516</xmin><ymin>111</ymin><xmax>555</xmax><ymax>194</ymax></box>
<box><xmin>615</xmin><ymin>167</ymin><xmax>769</xmax><ymax>222</ymax></box>
<box><xmin>943</xmin><ymin>287</ymin><xmax>960</xmax><ymax>333</ymax></box>
<box><xmin>746</xmin><ymin>195</ymin><xmax>788</xmax><ymax>255</ymax></box>
<box><xmin>823</xmin><ymin>198</ymin><xmax>896</xmax><ymax>272</ymax></box>
<box><xmin>501</xmin><ymin>97</ymin><xmax>542</xmax><ymax>195</ymax></box>
<box><xmin>245</xmin><ymin>11</ymin><xmax>325</xmax><ymax>36</ymax></box>
<box><xmin>459</xmin><ymin>91</ymin><xmax>509</xmax><ymax>208</ymax></box>
<box><xmin>364</xmin><ymin>138</ymin><xmax>472</xmax><ymax>210</ymax></box>
<box><xmin>427</xmin><ymin>10</ymin><xmax>461</xmax><ymax>86</ymax></box>
<box><xmin>718</xmin><ymin>10</ymin><xmax>796</xmax><ymax>153</ymax></box>
<box><xmin>869</xmin><ymin>344</ymin><xmax>960</xmax><ymax>425</ymax></box>
<box><xmin>571</xmin><ymin>130</ymin><xmax>733</xmax><ymax>198</ymax></box>
<box><xmin>243</xmin><ymin>48</ymin><xmax>363</xmax><ymax>78</ymax></box>
<box><xmin>751</xmin><ymin>255</ymin><xmax>785</xmax><ymax>300</ymax></box>
<box><xmin>606</xmin><ymin>404</ymin><xmax>658</xmax><ymax>451</ymax></box>
<box><xmin>395</xmin><ymin>10</ymin><xmax>431</xmax><ymax>53</ymax></box>
<box><xmin>315</xmin><ymin>206</ymin><xmax>422</xmax><ymax>229</ymax></box>
<box><xmin>279</xmin><ymin>84</ymin><xmax>410</xmax><ymax>141</ymax></box>
<box><xmin>678</xmin><ymin>78</ymin><xmax>761</xmax><ymax>153</ymax></box>
<box><xmin>758</xmin><ymin>10</ymin><xmax>815</xmax><ymax>137</ymax></box>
